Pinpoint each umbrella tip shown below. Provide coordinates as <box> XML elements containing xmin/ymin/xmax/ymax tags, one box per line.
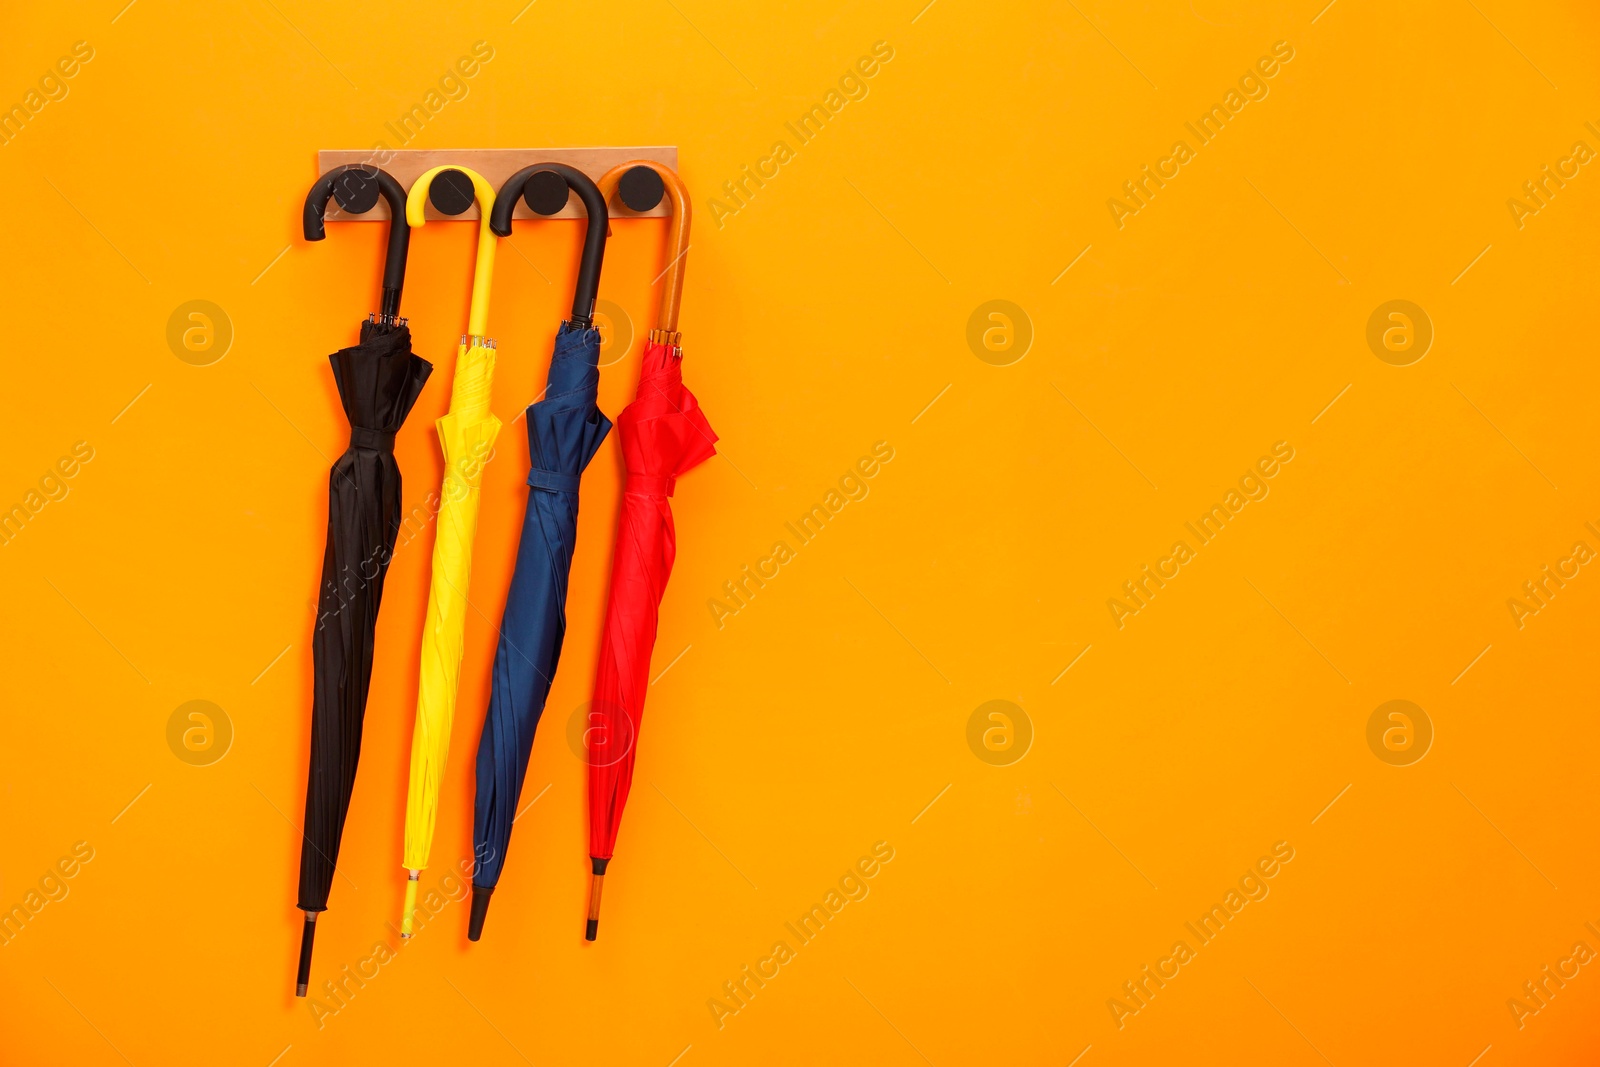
<box><xmin>295</xmin><ymin>911</ymin><xmax>318</xmax><ymax>997</ymax></box>
<box><xmin>400</xmin><ymin>871</ymin><xmax>420</xmax><ymax>939</ymax></box>
<box><xmin>467</xmin><ymin>885</ymin><xmax>493</xmax><ymax>941</ymax></box>
<box><xmin>585</xmin><ymin>919</ymin><xmax>598</xmax><ymax>942</ymax></box>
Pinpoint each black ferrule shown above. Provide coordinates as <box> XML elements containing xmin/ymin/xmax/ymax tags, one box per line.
<box><xmin>467</xmin><ymin>885</ymin><xmax>493</xmax><ymax>941</ymax></box>
<box><xmin>295</xmin><ymin>915</ymin><xmax>317</xmax><ymax>996</ymax></box>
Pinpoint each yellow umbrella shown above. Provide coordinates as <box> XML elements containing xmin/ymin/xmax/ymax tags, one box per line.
<box><xmin>400</xmin><ymin>166</ymin><xmax>500</xmax><ymax>936</ymax></box>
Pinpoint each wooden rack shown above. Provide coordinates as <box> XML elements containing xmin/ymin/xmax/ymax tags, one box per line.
<box><xmin>316</xmin><ymin>147</ymin><xmax>678</xmax><ymax>222</ymax></box>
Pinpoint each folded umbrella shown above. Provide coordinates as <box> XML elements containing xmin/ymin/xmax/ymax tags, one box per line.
<box><xmin>467</xmin><ymin>164</ymin><xmax>613</xmax><ymax>940</ymax></box>
<box><xmin>586</xmin><ymin>163</ymin><xmax>717</xmax><ymax>940</ymax></box>
<box><xmin>399</xmin><ymin>166</ymin><xmax>502</xmax><ymax>936</ymax></box>
<box><xmin>296</xmin><ymin>165</ymin><xmax>433</xmax><ymax>995</ymax></box>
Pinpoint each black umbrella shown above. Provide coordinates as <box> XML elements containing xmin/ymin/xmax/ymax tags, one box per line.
<box><xmin>467</xmin><ymin>164</ymin><xmax>610</xmax><ymax>940</ymax></box>
<box><xmin>295</xmin><ymin>164</ymin><xmax>433</xmax><ymax>996</ymax></box>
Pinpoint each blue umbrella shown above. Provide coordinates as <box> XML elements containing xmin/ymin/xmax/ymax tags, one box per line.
<box><xmin>468</xmin><ymin>164</ymin><xmax>611</xmax><ymax>939</ymax></box>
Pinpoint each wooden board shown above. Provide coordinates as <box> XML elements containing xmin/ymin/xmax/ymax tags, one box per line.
<box><xmin>315</xmin><ymin>146</ymin><xmax>678</xmax><ymax>221</ymax></box>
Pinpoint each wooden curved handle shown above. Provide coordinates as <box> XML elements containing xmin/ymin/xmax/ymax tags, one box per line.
<box><xmin>596</xmin><ymin>161</ymin><xmax>691</xmax><ymax>336</ymax></box>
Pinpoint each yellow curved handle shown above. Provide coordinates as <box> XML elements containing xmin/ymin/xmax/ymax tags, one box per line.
<box><xmin>407</xmin><ymin>166</ymin><xmax>498</xmax><ymax>337</ymax></box>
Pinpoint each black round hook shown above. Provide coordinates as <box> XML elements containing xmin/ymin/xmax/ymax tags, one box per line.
<box><xmin>523</xmin><ymin>170</ymin><xmax>571</xmax><ymax>216</ymax></box>
<box><xmin>491</xmin><ymin>164</ymin><xmax>609</xmax><ymax>327</ymax></box>
<box><xmin>304</xmin><ymin>164</ymin><xmax>410</xmax><ymax>321</ymax></box>
<box><xmin>331</xmin><ymin>170</ymin><xmax>381</xmax><ymax>215</ymax></box>
<box><xmin>428</xmin><ymin>169</ymin><xmax>477</xmax><ymax>216</ymax></box>
<box><xmin>618</xmin><ymin>166</ymin><xmax>665</xmax><ymax>213</ymax></box>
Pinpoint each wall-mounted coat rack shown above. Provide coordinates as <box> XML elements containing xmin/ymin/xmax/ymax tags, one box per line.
<box><xmin>316</xmin><ymin>147</ymin><xmax>678</xmax><ymax>222</ymax></box>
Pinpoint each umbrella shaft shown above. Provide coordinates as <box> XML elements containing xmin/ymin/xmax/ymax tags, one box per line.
<box><xmin>296</xmin><ymin>912</ymin><xmax>317</xmax><ymax>996</ymax></box>
<box><xmin>585</xmin><ymin>872</ymin><xmax>605</xmax><ymax>941</ymax></box>
<box><xmin>401</xmin><ymin>872</ymin><xmax>420</xmax><ymax>937</ymax></box>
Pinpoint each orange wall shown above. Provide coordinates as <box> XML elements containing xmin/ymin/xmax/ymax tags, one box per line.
<box><xmin>2</xmin><ymin>2</ymin><xmax>1599</xmax><ymax>1065</ymax></box>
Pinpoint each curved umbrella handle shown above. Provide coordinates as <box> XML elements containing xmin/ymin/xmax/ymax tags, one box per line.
<box><xmin>406</xmin><ymin>166</ymin><xmax>499</xmax><ymax>338</ymax></box>
<box><xmin>595</xmin><ymin>161</ymin><xmax>692</xmax><ymax>339</ymax></box>
<box><xmin>490</xmin><ymin>164</ymin><xmax>609</xmax><ymax>328</ymax></box>
<box><xmin>303</xmin><ymin>164</ymin><xmax>410</xmax><ymax>322</ymax></box>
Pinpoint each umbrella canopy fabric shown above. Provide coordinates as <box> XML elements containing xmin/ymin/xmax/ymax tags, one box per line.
<box><xmin>586</xmin><ymin>162</ymin><xmax>715</xmax><ymax>940</ymax></box>
<box><xmin>399</xmin><ymin>166</ymin><xmax>502</xmax><ymax>936</ymax></box>
<box><xmin>467</xmin><ymin>164</ymin><xmax>612</xmax><ymax>940</ymax></box>
<box><xmin>585</xmin><ymin>342</ymin><xmax>715</xmax><ymax>907</ymax></box>
<box><xmin>295</xmin><ymin>166</ymin><xmax>430</xmax><ymax>997</ymax></box>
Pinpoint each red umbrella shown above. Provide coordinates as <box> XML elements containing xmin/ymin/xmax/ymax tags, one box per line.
<box><xmin>586</xmin><ymin>163</ymin><xmax>716</xmax><ymax>939</ymax></box>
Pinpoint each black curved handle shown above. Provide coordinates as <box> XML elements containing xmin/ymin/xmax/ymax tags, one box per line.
<box><xmin>303</xmin><ymin>165</ymin><xmax>411</xmax><ymax>321</ymax></box>
<box><xmin>490</xmin><ymin>164</ymin><xmax>609</xmax><ymax>326</ymax></box>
